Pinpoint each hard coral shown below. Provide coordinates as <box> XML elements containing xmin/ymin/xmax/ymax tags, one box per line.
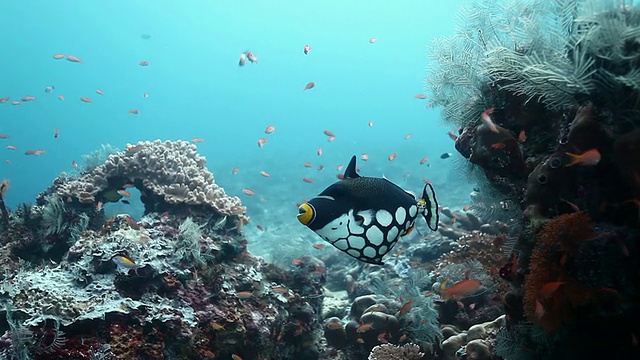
<box><xmin>367</xmin><ymin>343</ymin><xmax>424</xmax><ymax>360</ymax></box>
<box><xmin>57</xmin><ymin>140</ymin><xmax>247</xmax><ymax>218</ymax></box>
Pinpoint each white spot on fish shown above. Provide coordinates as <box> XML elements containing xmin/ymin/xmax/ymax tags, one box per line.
<box><xmin>334</xmin><ymin>239</ymin><xmax>348</xmax><ymax>250</ymax></box>
<box><xmin>347</xmin><ymin>249</ymin><xmax>361</xmax><ymax>258</ymax></box>
<box><xmin>409</xmin><ymin>205</ymin><xmax>417</xmax><ymax>218</ymax></box>
<box><xmin>363</xmin><ymin>246</ymin><xmax>377</xmax><ymax>258</ymax></box>
<box><xmin>349</xmin><ymin>235</ymin><xmax>366</xmax><ymax>250</ymax></box>
<box><xmin>386</xmin><ymin>226</ymin><xmax>399</xmax><ymax>243</ymax></box>
<box><xmin>378</xmin><ymin>245</ymin><xmax>388</xmax><ymax>255</ymax></box>
<box><xmin>375</xmin><ymin>209</ymin><xmax>393</xmax><ymax>227</ymax></box>
<box><xmin>395</xmin><ymin>207</ymin><xmax>406</xmax><ymax>225</ymax></box>
<box><xmin>365</xmin><ymin>226</ymin><xmax>385</xmax><ymax>246</ymax></box>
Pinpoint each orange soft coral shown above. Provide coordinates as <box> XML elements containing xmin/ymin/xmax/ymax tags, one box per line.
<box><xmin>523</xmin><ymin>212</ymin><xmax>597</xmax><ymax>330</ymax></box>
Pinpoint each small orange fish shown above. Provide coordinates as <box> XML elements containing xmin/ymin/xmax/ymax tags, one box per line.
<box><xmin>397</xmin><ymin>299</ymin><xmax>414</xmax><ymax>317</ymax></box>
<box><xmin>71</xmin><ymin>160</ymin><xmax>77</xmax><ymax>167</ymax></box>
<box><xmin>388</xmin><ymin>153</ymin><xmax>397</xmax><ymax>161</ymax></box>
<box><xmin>404</xmin><ymin>134</ymin><xmax>413</xmax><ymax>140</ymax></box>
<box><xmin>80</xmin><ymin>96</ymin><xmax>92</xmax><ymax>103</ymax></box>
<box><xmin>312</xmin><ymin>243</ymin><xmax>324</xmax><ymax>249</ymax></box>
<box><xmin>96</xmin><ymin>201</ymin><xmax>103</xmax><ymax>210</ymax></box>
<box><xmin>414</xmin><ymin>94</ymin><xmax>426</xmax><ymax>99</ymax></box>
<box><xmin>491</xmin><ymin>142</ymin><xmax>506</xmax><ymax>150</ymax></box>
<box><xmin>139</xmin><ymin>60</ymin><xmax>149</xmax><ymax>66</ymax></box>
<box><xmin>323</xmin><ymin>130</ymin><xmax>335</xmax><ymax>137</ymax></box>
<box><xmin>326</xmin><ymin>322</ymin><xmax>343</xmax><ymax>330</ymax></box>
<box><xmin>96</xmin><ymin>89</ymin><xmax>103</xmax><ymax>95</ymax></box>
<box><xmin>304</xmin><ymin>82</ymin><xmax>315</xmax><ymax>90</ymax></box>
<box><xmin>191</xmin><ymin>138</ymin><xmax>204</xmax><ymax>143</ymax></box>
<box><xmin>303</xmin><ymin>162</ymin><xmax>312</xmax><ymax>167</ymax></box>
<box><xmin>54</xmin><ymin>128</ymin><xmax>59</xmax><ymax>138</ymax></box>
<box><xmin>260</xmin><ymin>170</ymin><xmax>270</xmax><ymax>177</ymax></box>
<box><xmin>265</xmin><ymin>125</ymin><xmax>276</xmax><ymax>134</ymax></box>
<box><xmin>127</xmin><ymin>145</ymin><xmax>143</xmax><ymax>153</ymax></box>
<box><xmin>0</xmin><ymin>134</ymin><xmax>9</xmax><ymax>139</ymax></box>
<box><xmin>272</xmin><ymin>286</ymin><xmax>288</xmax><ymax>293</ymax></box>
<box><xmin>336</xmin><ymin>165</ymin><xmax>344</xmax><ymax>171</ymax></box>
<box><xmin>518</xmin><ymin>129</ymin><xmax>526</xmax><ymax>143</ymax></box>
<box><xmin>58</xmin><ymin>95</ymin><xmax>64</xmax><ymax>101</ymax></box>
<box><xmin>22</xmin><ymin>96</ymin><xmax>36</xmax><ymax>101</ymax></box>
<box><xmin>65</xmin><ymin>55</ymin><xmax>82</xmax><ymax>62</ymax></box>
<box><xmin>117</xmin><ymin>189</ymin><xmax>132</xmax><ymax>198</ymax></box>
<box><xmin>11</xmin><ymin>101</ymin><xmax>21</xmax><ymax>105</ymax></box>
<box><xmin>24</xmin><ymin>149</ymin><xmax>46</xmax><ymax>156</ymax></box>
<box><xmin>327</xmin><ymin>135</ymin><xmax>336</xmax><ymax>142</ymax></box>
<box><xmin>368</xmin><ymin>121</ymin><xmax>374</xmax><ymax>127</ymax></box>
<box><xmin>538</xmin><ymin>281</ymin><xmax>565</xmax><ymax>298</ymax></box>
<box><xmin>317</xmin><ymin>164</ymin><xmax>324</xmax><ymax>171</ymax></box>
<box><xmin>210</xmin><ymin>321</ymin><xmax>226</xmax><ymax>331</ymax></box>
<box><xmin>231</xmin><ymin>354</ymin><xmax>243</xmax><ymax>360</ymax></box>
<box><xmin>440</xmin><ymin>279</ymin><xmax>482</xmax><ymax>300</ymax></box>
<box><xmin>242</xmin><ymin>188</ymin><xmax>255</xmax><ymax>196</ymax></box>
<box><xmin>361</xmin><ymin>153</ymin><xmax>369</xmax><ymax>161</ymax></box>
<box><xmin>356</xmin><ymin>323</ymin><xmax>374</xmax><ymax>333</ymax></box>
<box><xmin>236</xmin><ymin>291</ymin><xmax>253</xmax><ymax>299</ymax></box>
<box><xmin>564</xmin><ymin>149</ymin><xmax>601</xmax><ymax>167</ymax></box>
<box><xmin>256</xmin><ymin>224</ymin><xmax>264</xmax><ymax>231</ymax></box>
<box><xmin>480</xmin><ymin>107</ymin><xmax>499</xmax><ymax>133</ymax></box>
<box><xmin>129</xmin><ymin>109</ymin><xmax>139</xmax><ymax>115</ymax></box>
<box><xmin>231</xmin><ymin>167</ymin><xmax>240</xmax><ymax>174</ymax></box>
<box><xmin>257</xmin><ymin>138</ymin><xmax>268</xmax><ymax>147</ymax></box>
<box><xmin>6</xmin><ymin>145</ymin><xmax>16</xmax><ymax>150</ymax></box>
<box><xmin>52</xmin><ymin>53</ymin><xmax>65</xmax><ymax>59</ymax></box>
<box><xmin>420</xmin><ymin>157</ymin><xmax>428</xmax><ymax>165</ymax></box>
<box><xmin>0</xmin><ymin>97</ymin><xmax>9</xmax><ymax>103</ymax></box>
<box><xmin>369</xmin><ymin>37</ymin><xmax>377</xmax><ymax>43</ymax></box>
<box><xmin>317</xmin><ymin>147</ymin><xmax>323</xmax><ymax>156</ymax></box>
<box><xmin>336</xmin><ymin>174</ymin><xmax>345</xmax><ymax>180</ymax></box>
<box><xmin>303</xmin><ymin>177</ymin><xmax>314</xmax><ymax>183</ymax></box>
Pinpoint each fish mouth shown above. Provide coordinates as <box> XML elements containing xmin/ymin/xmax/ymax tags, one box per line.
<box><xmin>297</xmin><ymin>203</ymin><xmax>315</xmax><ymax>225</ymax></box>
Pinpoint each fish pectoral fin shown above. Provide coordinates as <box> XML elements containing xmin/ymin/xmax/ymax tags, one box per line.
<box><xmin>354</xmin><ymin>209</ymin><xmax>375</xmax><ymax>226</ymax></box>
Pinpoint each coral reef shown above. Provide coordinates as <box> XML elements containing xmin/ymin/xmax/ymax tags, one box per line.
<box><xmin>426</xmin><ymin>1</ymin><xmax>640</xmax><ymax>359</ymax></box>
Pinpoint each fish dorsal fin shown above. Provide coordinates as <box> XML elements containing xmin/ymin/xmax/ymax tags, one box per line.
<box><xmin>344</xmin><ymin>155</ymin><xmax>360</xmax><ymax>179</ymax></box>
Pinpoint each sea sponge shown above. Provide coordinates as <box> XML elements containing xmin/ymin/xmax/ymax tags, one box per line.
<box><xmin>57</xmin><ymin>140</ymin><xmax>246</xmax><ymax>218</ymax></box>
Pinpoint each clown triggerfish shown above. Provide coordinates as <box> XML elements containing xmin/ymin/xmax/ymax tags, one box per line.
<box><xmin>297</xmin><ymin>155</ymin><xmax>439</xmax><ymax>265</ymax></box>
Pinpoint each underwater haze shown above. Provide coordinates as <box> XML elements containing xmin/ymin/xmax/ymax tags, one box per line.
<box><xmin>0</xmin><ymin>0</ymin><xmax>468</xmax><ymax>237</ymax></box>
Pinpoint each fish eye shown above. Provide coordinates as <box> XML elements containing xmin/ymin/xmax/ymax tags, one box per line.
<box><xmin>297</xmin><ymin>203</ymin><xmax>314</xmax><ymax>225</ymax></box>
<box><xmin>298</xmin><ymin>207</ymin><xmax>306</xmax><ymax>215</ymax></box>
<box><xmin>537</xmin><ymin>173</ymin><xmax>548</xmax><ymax>185</ymax></box>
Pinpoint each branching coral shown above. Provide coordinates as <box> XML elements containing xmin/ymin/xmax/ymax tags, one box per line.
<box><xmin>367</xmin><ymin>343</ymin><xmax>424</xmax><ymax>360</ymax></box>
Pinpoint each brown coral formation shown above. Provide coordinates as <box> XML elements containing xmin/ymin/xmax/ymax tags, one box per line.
<box><xmin>57</xmin><ymin>140</ymin><xmax>246</xmax><ymax>218</ymax></box>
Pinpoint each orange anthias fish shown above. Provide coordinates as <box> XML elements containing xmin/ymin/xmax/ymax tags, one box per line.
<box><xmin>139</xmin><ymin>60</ymin><xmax>150</xmax><ymax>66</ymax></box>
<box><xmin>317</xmin><ymin>147</ymin><xmax>323</xmax><ymax>156</ymax></box>
<box><xmin>265</xmin><ymin>125</ymin><xmax>276</xmax><ymax>134</ymax></box>
<box><xmin>242</xmin><ymin>188</ymin><xmax>256</xmax><ymax>196</ymax></box>
<box><xmin>397</xmin><ymin>299</ymin><xmax>414</xmax><ymax>317</ymax></box>
<box><xmin>260</xmin><ymin>170</ymin><xmax>270</xmax><ymax>177</ymax></box>
<box><xmin>303</xmin><ymin>177</ymin><xmax>314</xmax><ymax>183</ymax></box>
<box><xmin>323</xmin><ymin>129</ymin><xmax>335</xmax><ymax>137</ymax></box>
<box><xmin>538</xmin><ymin>281</ymin><xmax>565</xmax><ymax>298</ymax></box>
<box><xmin>129</xmin><ymin>109</ymin><xmax>139</xmax><ymax>115</ymax></box>
<box><xmin>360</xmin><ymin>153</ymin><xmax>369</xmax><ymax>161</ymax></box>
<box><xmin>191</xmin><ymin>138</ymin><xmax>204</xmax><ymax>143</ymax></box>
<box><xmin>439</xmin><ymin>279</ymin><xmax>482</xmax><ymax>300</ymax></box>
<box><xmin>420</xmin><ymin>157</ymin><xmax>428</xmax><ymax>165</ymax></box>
<box><xmin>304</xmin><ymin>44</ymin><xmax>311</xmax><ymax>55</ymax></box>
<box><xmin>388</xmin><ymin>153</ymin><xmax>397</xmax><ymax>161</ymax></box>
<box><xmin>564</xmin><ymin>148</ymin><xmax>601</xmax><ymax>167</ymax></box>
<box><xmin>231</xmin><ymin>167</ymin><xmax>240</xmax><ymax>175</ymax></box>
<box><xmin>480</xmin><ymin>107</ymin><xmax>499</xmax><ymax>133</ymax></box>
<box><xmin>304</xmin><ymin>82</ymin><xmax>315</xmax><ymax>90</ymax></box>
<box><xmin>404</xmin><ymin>134</ymin><xmax>413</xmax><ymax>140</ymax></box>
<box><xmin>80</xmin><ymin>96</ymin><xmax>92</xmax><ymax>103</ymax></box>
<box><xmin>257</xmin><ymin>138</ymin><xmax>268</xmax><ymax>147</ymax></box>
<box><xmin>54</xmin><ymin>128</ymin><xmax>59</xmax><ymax>138</ymax></box>
<box><xmin>414</xmin><ymin>94</ymin><xmax>426</xmax><ymax>99</ymax></box>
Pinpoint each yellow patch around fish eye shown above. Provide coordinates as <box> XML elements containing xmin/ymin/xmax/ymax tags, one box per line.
<box><xmin>297</xmin><ymin>203</ymin><xmax>314</xmax><ymax>225</ymax></box>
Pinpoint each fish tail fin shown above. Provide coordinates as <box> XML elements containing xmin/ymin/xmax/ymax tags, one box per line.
<box><xmin>564</xmin><ymin>152</ymin><xmax>581</xmax><ymax>167</ymax></box>
<box><xmin>418</xmin><ymin>183</ymin><xmax>439</xmax><ymax>231</ymax></box>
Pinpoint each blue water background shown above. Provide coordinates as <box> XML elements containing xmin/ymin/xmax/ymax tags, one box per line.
<box><xmin>0</xmin><ymin>1</ymin><xmax>470</xmax><ymax>231</ymax></box>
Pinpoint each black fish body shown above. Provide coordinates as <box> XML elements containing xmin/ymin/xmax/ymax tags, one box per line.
<box><xmin>297</xmin><ymin>155</ymin><xmax>439</xmax><ymax>264</ymax></box>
